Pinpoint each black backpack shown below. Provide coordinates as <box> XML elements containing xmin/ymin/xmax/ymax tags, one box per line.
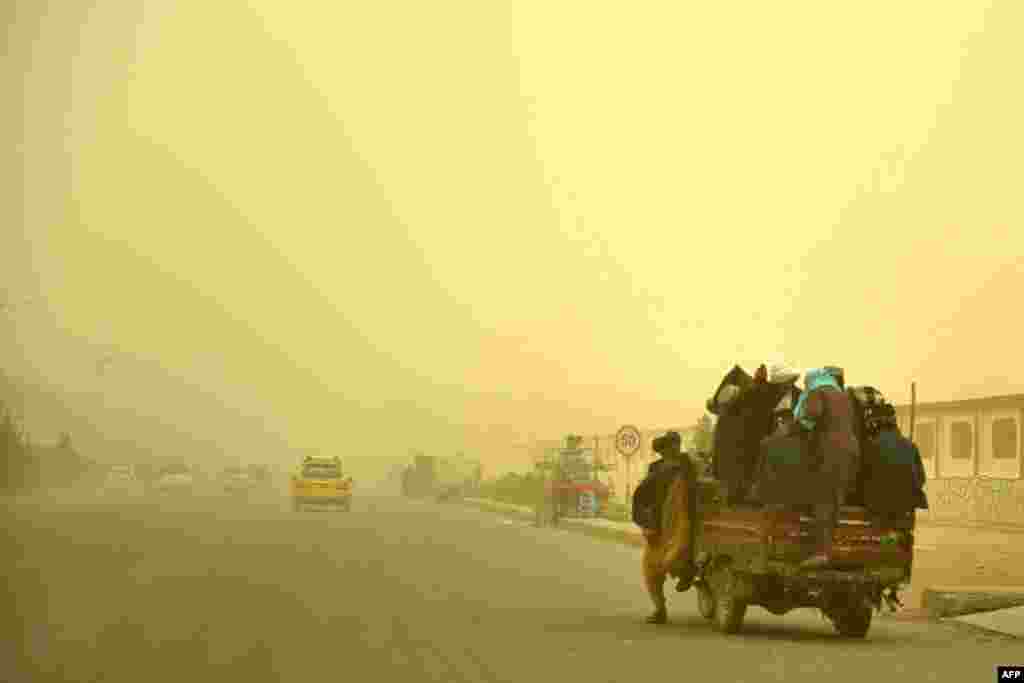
<box><xmin>631</xmin><ymin>474</ymin><xmax>659</xmax><ymax>528</ymax></box>
<box><xmin>632</xmin><ymin>460</ymin><xmax>684</xmax><ymax>529</ymax></box>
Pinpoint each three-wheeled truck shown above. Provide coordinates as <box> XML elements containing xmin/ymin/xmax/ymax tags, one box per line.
<box><xmin>684</xmin><ymin>366</ymin><xmax>916</xmax><ymax>637</ymax></box>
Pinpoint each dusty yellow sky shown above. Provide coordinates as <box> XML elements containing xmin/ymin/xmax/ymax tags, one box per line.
<box><xmin>3</xmin><ymin>1</ymin><xmax>1022</xmax><ymax>471</ymax></box>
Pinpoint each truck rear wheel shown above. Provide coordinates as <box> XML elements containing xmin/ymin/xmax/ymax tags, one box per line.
<box><xmin>696</xmin><ymin>584</ymin><xmax>715</xmax><ymax>620</ymax></box>
<box><xmin>831</xmin><ymin>605</ymin><xmax>872</xmax><ymax>638</ymax></box>
<box><xmin>710</xmin><ymin>566</ymin><xmax>748</xmax><ymax>634</ymax></box>
<box><xmin>713</xmin><ymin>590</ymin><xmax>747</xmax><ymax>634</ymax></box>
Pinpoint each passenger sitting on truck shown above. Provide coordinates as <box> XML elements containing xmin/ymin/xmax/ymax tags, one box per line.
<box><xmin>793</xmin><ymin>367</ymin><xmax>861</xmax><ymax>570</ymax></box>
<box><xmin>633</xmin><ymin>431</ymin><xmax>695</xmax><ymax>625</ymax></box>
<box><xmin>860</xmin><ymin>401</ymin><xmax>929</xmax><ymax>513</ymax></box>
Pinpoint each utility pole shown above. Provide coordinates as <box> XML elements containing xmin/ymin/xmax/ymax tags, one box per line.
<box><xmin>909</xmin><ymin>382</ymin><xmax>917</xmax><ymax>441</ymax></box>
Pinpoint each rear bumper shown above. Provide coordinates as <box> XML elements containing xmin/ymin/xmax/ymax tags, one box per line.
<box><xmin>763</xmin><ymin>563</ymin><xmax>909</xmax><ymax>588</ymax></box>
<box><xmin>293</xmin><ymin>495</ymin><xmax>351</xmax><ymax>504</ymax></box>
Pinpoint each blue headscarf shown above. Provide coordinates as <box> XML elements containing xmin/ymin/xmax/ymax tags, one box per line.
<box><xmin>794</xmin><ymin>368</ymin><xmax>842</xmax><ymax>430</ymax></box>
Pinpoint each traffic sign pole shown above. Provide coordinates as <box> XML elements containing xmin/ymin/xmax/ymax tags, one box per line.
<box><xmin>615</xmin><ymin>425</ymin><xmax>642</xmax><ymax>505</ymax></box>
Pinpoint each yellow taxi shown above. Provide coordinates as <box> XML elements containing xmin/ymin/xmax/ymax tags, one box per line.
<box><xmin>291</xmin><ymin>456</ymin><xmax>353</xmax><ymax>512</ymax></box>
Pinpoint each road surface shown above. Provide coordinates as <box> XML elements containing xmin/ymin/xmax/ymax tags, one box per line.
<box><xmin>3</xmin><ymin>487</ymin><xmax>1021</xmax><ymax>682</ymax></box>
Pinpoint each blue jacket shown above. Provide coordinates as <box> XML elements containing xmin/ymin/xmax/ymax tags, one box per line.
<box><xmin>794</xmin><ymin>368</ymin><xmax>843</xmax><ymax>430</ymax></box>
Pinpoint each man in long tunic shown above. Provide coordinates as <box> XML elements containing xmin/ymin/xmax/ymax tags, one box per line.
<box><xmin>794</xmin><ymin>368</ymin><xmax>861</xmax><ymax>569</ymax></box>
<box><xmin>634</xmin><ymin>431</ymin><xmax>695</xmax><ymax>624</ymax></box>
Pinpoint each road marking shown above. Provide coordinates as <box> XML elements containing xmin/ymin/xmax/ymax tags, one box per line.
<box><xmin>500</xmin><ymin>519</ymin><xmax>534</xmax><ymax>528</ymax></box>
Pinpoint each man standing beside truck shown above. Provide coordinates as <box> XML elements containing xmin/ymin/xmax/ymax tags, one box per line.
<box><xmin>633</xmin><ymin>431</ymin><xmax>696</xmax><ymax>624</ymax></box>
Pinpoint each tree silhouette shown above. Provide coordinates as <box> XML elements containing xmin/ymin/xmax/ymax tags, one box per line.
<box><xmin>1</xmin><ymin>402</ymin><xmax>28</xmax><ymax>491</ymax></box>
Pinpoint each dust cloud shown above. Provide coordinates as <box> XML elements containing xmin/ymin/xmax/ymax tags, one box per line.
<box><xmin>3</xmin><ymin>2</ymin><xmax>1024</xmax><ymax>678</ymax></box>
<box><xmin>4</xmin><ymin>1</ymin><xmax>1022</xmax><ymax>474</ymax></box>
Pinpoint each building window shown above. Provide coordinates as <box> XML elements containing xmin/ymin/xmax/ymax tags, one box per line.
<box><xmin>951</xmin><ymin>421</ymin><xmax>973</xmax><ymax>460</ymax></box>
<box><xmin>993</xmin><ymin>418</ymin><xmax>1018</xmax><ymax>460</ymax></box>
<box><xmin>916</xmin><ymin>422</ymin><xmax>935</xmax><ymax>460</ymax></box>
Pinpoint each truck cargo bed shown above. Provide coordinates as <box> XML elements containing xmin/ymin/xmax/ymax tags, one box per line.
<box><xmin>694</xmin><ymin>478</ymin><xmax>913</xmax><ymax>582</ymax></box>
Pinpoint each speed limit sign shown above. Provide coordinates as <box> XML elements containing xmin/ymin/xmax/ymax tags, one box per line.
<box><xmin>615</xmin><ymin>425</ymin><xmax>642</xmax><ymax>459</ymax></box>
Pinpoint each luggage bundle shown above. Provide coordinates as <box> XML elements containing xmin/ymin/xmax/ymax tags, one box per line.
<box><xmin>709</xmin><ymin>366</ymin><xmax>794</xmax><ymax>503</ymax></box>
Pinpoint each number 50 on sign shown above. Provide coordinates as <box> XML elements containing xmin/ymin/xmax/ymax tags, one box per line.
<box><xmin>615</xmin><ymin>425</ymin><xmax>642</xmax><ymax>459</ymax></box>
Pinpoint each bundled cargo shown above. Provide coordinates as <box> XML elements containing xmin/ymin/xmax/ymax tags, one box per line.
<box><xmin>708</xmin><ymin>365</ymin><xmax>803</xmax><ymax>505</ymax></box>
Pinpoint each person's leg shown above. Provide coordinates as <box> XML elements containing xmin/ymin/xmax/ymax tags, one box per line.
<box><xmin>661</xmin><ymin>477</ymin><xmax>694</xmax><ymax>584</ymax></box>
<box><xmin>801</xmin><ymin>443</ymin><xmax>858</xmax><ymax>570</ymax></box>
<box><xmin>642</xmin><ymin>534</ymin><xmax>668</xmax><ymax>623</ymax></box>
<box><xmin>800</xmin><ymin>492</ymin><xmax>839</xmax><ymax>569</ymax></box>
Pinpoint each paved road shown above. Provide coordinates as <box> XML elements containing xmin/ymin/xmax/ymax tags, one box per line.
<box><xmin>3</xmin><ymin>488</ymin><xmax>1021</xmax><ymax>683</ymax></box>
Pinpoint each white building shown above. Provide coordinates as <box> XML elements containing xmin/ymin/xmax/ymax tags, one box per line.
<box><xmin>894</xmin><ymin>393</ymin><xmax>1022</xmax><ymax>480</ymax></box>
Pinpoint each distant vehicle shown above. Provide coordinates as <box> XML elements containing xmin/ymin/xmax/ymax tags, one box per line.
<box><xmin>291</xmin><ymin>456</ymin><xmax>352</xmax><ymax>512</ymax></box>
<box><xmin>245</xmin><ymin>464</ymin><xmax>272</xmax><ymax>488</ymax></box>
<box><xmin>219</xmin><ymin>466</ymin><xmax>253</xmax><ymax>496</ymax></box>
<box><xmin>101</xmin><ymin>464</ymin><xmax>142</xmax><ymax>496</ymax></box>
<box><xmin>537</xmin><ymin>435</ymin><xmax>611</xmax><ymax>523</ymax></box>
<box><xmin>397</xmin><ymin>456</ymin><xmax>434</xmax><ymax>499</ymax></box>
<box><xmin>153</xmin><ymin>463</ymin><xmax>195</xmax><ymax>495</ymax></box>
<box><xmin>434</xmin><ymin>454</ymin><xmax>482</xmax><ymax>502</ymax></box>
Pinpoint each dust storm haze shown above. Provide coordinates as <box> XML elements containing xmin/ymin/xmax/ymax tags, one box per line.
<box><xmin>4</xmin><ymin>1</ymin><xmax>1023</xmax><ymax>472</ymax></box>
<box><xmin>5</xmin><ymin>2</ymin><xmax>1024</xmax><ymax>681</ymax></box>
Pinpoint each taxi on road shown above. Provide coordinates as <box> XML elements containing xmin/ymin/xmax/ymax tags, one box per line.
<box><xmin>291</xmin><ymin>456</ymin><xmax>352</xmax><ymax>511</ymax></box>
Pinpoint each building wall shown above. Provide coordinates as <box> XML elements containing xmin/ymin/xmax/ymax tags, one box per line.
<box><xmin>895</xmin><ymin>399</ymin><xmax>1024</xmax><ymax>525</ymax></box>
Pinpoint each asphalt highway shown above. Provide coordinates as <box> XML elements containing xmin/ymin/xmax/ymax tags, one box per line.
<box><xmin>3</xmin><ymin>485</ymin><xmax>1021</xmax><ymax>682</ymax></box>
